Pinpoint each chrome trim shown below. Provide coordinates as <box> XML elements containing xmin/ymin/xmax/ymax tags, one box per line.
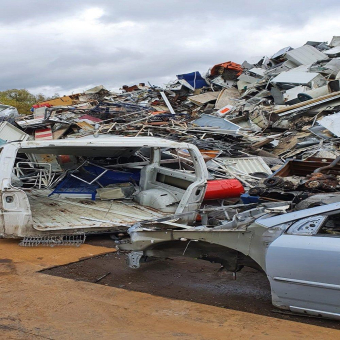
<box><xmin>274</xmin><ymin>276</ymin><xmax>340</xmax><ymax>291</ymax></box>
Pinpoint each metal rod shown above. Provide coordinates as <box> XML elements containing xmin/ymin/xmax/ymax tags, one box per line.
<box><xmin>160</xmin><ymin>91</ymin><xmax>176</xmax><ymax>115</ymax></box>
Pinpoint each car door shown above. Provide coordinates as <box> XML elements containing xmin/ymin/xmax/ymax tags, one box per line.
<box><xmin>266</xmin><ymin>215</ymin><xmax>340</xmax><ymax>320</ymax></box>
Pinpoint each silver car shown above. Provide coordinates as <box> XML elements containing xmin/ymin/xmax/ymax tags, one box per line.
<box><xmin>120</xmin><ymin>198</ymin><xmax>340</xmax><ymax>320</ymax></box>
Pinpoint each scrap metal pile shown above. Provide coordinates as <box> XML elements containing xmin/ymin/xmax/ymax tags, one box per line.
<box><xmin>1</xmin><ymin>35</ymin><xmax>340</xmax><ymax>203</ymax></box>
<box><xmin>2</xmin><ymin>36</ymin><xmax>340</xmax><ymax>321</ymax></box>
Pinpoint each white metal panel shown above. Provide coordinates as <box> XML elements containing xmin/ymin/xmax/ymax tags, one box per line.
<box><xmin>160</xmin><ymin>91</ymin><xmax>176</xmax><ymax>114</ymax></box>
<box><xmin>324</xmin><ymin>46</ymin><xmax>340</xmax><ymax>57</ymax></box>
<box><xmin>318</xmin><ymin>112</ymin><xmax>340</xmax><ymax>137</ymax></box>
<box><xmin>283</xmin><ymin>85</ymin><xmax>308</xmax><ymax>101</ymax></box>
<box><xmin>323</xmin><ymin>58</ymin><xmax>340</xmax><ymax>74</ymax></box>
<box><xmin>330</xmin><ymin>36</ymin><xmax>340</xmax><ymax>47</ymax></box>
<box><xmin>188</xmin><ymin>91</ymin><xmax>220</xmax><ymax>105</ymax></box>
<box><xmin>285</xmin><ymin>45</ymin><xmax>328</xmax><ymax>66</ymax></box>
<box><xmin>0</xmin><ymin>122</ymin><xmax>29</xmax><ymax>142</ymax></box>
<box><xmin>271</xmin><ymin>71</ymin><xmax>320</xmax><ymax>85</ymax></box>
<box><xmin>249</xmin><ymin>68</ymin><xmax>265</xmax><ymax>77</ymax></box>
<box><xmin>237</xmin><ymin>74</ymin><xmax>259</xmax><ymax>84</ymax></box>
<box><xmin>16</xmin><ymin>136</ymin><xmax>196</xmax><ymax>151</ymax></box>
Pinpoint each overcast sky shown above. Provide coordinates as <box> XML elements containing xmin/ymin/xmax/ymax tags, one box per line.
<box><xmin>1</xmin><ymin>0</ymin><xmax>340</xmax><ymax>96</ymax></box>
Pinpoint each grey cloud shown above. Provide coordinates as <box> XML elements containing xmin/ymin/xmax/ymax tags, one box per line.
<box><xmin>0</xmin><ymin>0</ymin><xmax>339</xmax><ymax>27</ymax></box>
<box><xmin>0</xmin><ymin>0</ymin><xmax>340</xmax><ymax>94</ymax></box>
<box><xmin>48</xmin><ymin>48</ymin><xmax>144</xmax><ymax>69</ymax></box>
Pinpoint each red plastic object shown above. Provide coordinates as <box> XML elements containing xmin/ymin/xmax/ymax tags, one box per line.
<box><xmin>204</xmin><ymin>179</ymin><xmax>244</xmax><ymax>200</ymax></box>
<box><xmin>32</xmin><ymin>103</ymin><xmax>52</xmax><ymax>109</ymax></box>
<box><xmin>58</xmin><ymin>155</ymin><xmax>72</xmax><ymax>164</ymax></box>
<box><xmin>210</xmin><ymin>61</ymin><xmax>243</xmax><ymax>77</ymax></box>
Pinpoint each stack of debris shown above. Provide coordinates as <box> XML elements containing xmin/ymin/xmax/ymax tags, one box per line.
<box><xmin>0</xmin><ymin>35</ymin><xmax>339</xmax><ymax>207</ymax></box>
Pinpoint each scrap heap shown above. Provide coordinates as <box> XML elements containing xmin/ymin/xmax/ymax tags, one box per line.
<box><xmin>1</xmin><ymin>35</ymin><xmax>340</xmax><ymax>204</ymax></box>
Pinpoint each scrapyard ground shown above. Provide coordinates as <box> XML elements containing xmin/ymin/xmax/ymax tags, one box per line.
<box><xmin>41</xmin><ymin>235</ymin><xmax>340</xmax><ymax>331</ymax></box>
<box><xmin>0</xmin><ymin>238</ymin><xmax>339</xmax><ymax>340</ymax></box>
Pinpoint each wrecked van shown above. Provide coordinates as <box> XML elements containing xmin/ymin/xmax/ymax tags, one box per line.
<box><xmin>0</xmin><ymin>137</ymin><xmax>208</xmax><ymax>242</ymax></box>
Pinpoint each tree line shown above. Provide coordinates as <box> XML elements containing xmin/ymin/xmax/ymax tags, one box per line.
<box><xmin>0</xmin><ymin>89</ymin><xmax>60</xmax><ymax>114</ymax></box>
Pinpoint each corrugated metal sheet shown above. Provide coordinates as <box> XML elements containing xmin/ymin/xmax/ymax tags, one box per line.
<box><xmin>29</xmin><ymin>191</ymin><xmax>166</xmax><ymax>230</ymax></box>
<box><xmin>219</xmin><ymin>156</ymin><xmax>272</xmax><ymax>175</ymax></box>
<box><xmin>274</xmin><ymin>91</ymin><xmax>340</xmax><ymax>117</ymax></box>
<box><xmin>285</xmin><ymin>45</ymin><xmax>328</xmax><ymax>66</ymax></box>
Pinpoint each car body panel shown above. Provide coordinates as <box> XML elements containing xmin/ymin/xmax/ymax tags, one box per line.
<box><xmin>266</xmin><ymin>234</ymin><xmax>340</xmax><ymax>319</ymax></box>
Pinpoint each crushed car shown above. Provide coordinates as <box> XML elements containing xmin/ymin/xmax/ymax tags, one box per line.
<box><xmin>118</xmin><ymin>195</ymin><xmax>340</xmax><ymax>320</ymax></box>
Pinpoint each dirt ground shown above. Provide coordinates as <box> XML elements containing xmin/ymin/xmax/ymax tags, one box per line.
<box><xmin>0</xmin><ymin>236</ymin><xmax>339</xmax><ymax>339</ymax></box>
<box><xmin>44</xmin><ymin>244</ymin><xmax>340</xmax><ymax>330</ymax></box>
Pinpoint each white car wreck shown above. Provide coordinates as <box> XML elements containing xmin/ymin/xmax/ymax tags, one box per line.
<box><xmin>119</xmin><ymin>198</ymin><xmax>340</xmax><ymax>321</ymax></box>
<box><xmin>0</xmin><ymin>137</ymin><xmax>208</xmax><ymax>242</ymax></box>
